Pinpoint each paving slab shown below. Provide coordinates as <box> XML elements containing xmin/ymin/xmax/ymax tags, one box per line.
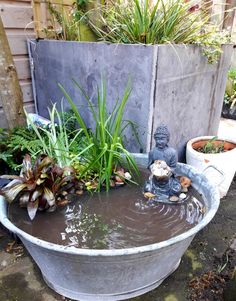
<box><xmin>218</xmin><ymin>118</ymin><xmax>236</xmax><ymax>141</ymax></box>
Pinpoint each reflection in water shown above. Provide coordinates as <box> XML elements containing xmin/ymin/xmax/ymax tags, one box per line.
<box><xmin>9</xmin><ymin>183</ymin><xmax>206</xmax><ymax>250</ymax></box>
<box><xmin>61</xmin><ymin>205</ymin><xmax>122</xmax><ymax>248</ymax></box>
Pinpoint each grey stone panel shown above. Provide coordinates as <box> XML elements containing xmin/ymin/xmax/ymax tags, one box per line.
<box><xmin>30</xmin><ymin>40</ymin><xmax>156</xmax><ymax>153</ymax></box>
<box><xmin>152</xmin><ymin>44</ymin><xmax>232</xmax><ymax>161</ymax></box>
<box><xmin>208</xmin><ymin>45</ymin><xmax>233</xmax><ymax>133</ymax></box>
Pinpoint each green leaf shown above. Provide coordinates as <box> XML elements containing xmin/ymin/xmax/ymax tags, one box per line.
<box><xmin>58</xmin><ymin>83</ymin><xmax>91</xmax><ymax>141</ymax></box>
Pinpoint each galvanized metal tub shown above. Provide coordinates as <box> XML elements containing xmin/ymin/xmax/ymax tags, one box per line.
<box><xmin>0</xmin><ymin>154</ymin><xmax>220</xmax><ymax>301</ymax></box>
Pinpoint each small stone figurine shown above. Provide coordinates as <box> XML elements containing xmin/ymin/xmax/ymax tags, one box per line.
<box><xmin>144</xmin><ymin>125</ymin><xmax>188</xmax><ymax>203</ymax></box>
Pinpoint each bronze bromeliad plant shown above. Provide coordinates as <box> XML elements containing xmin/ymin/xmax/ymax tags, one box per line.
<box><xmin>0</xmin><ymin>154</ymin><xmax>81</xmax><ymax>220</ymax></box>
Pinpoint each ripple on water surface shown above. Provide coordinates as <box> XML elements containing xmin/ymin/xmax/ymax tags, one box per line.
<box><xmin>9</xmin><ymin>174</ymin><xmax>206</xmax><ymax>249</ymax></box>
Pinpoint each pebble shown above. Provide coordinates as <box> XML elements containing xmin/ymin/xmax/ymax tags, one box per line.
<box><xmin>115</xmin><ymin>176</ymin><xmax>123</xmax><ymax>183</ymax></box>
<box><xmin>115</xmin><ymin>182</ymin><xmax>125</xmax><ymax>186</ymax></box>
<box><xmin>57</xmin><ymin>199</ymin><xmax>69</xmax><ymax>206</ymax></box>
<box><xmin>61</xmin><ymin>233</ymin><xmax>66</xmax><ymax>240</ymax></box>
<box><xmin>75</xmin><ymin>190</ymin><xmax>83</xmax><ymax>195</ymax></box>
<box><xmin>169</xmin><ymin>195</ymin><xmax>179</xmax><ymax>202</ymax></box>
<box><xmin>144</xmin><ymin>192</ymin><xmax>156</xmax><ymax>199</ymax></box>
<box><xmin>124</xmin><ymin>172</ymin><xmax>132</xmax><ymax>180</ymax></box>
<box><xmin>179</xmin><ymin>193</ymin><xmax>187</xmax><ymax>200</ymax></box>
<box><xmin>1</xmin><ymin>260</ymin><xmax>7</xmax><ymax>267</ymax></box>
<box><xmin>151</xmin><ymin>160</ymin><xmax>170</xmax><ymax>177</ymax></box>
<box><xmin>230</xmin><ymin>239</ymin><xmax>236</xmax><ymax>251</ymax></box>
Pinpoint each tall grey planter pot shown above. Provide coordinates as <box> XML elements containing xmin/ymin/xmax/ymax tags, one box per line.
<box><xmin>28</xmin><ymin>40</ymin><xmax>233</xmax><ymax>161</ymax></box>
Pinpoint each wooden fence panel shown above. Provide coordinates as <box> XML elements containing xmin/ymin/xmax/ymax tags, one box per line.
<box><xmin>0</xmin><ymin>0</ymin><xmax>35</xmax><ymax>128</ymax></box>
<box><xmin>0</xmin><ymin>3</ymin><xmax>34</xmax><ymax>29</ymax></box>
<box><xmin>14</xmin><ymin>57</ymin><xmax>31</xmax><ymax>80</ymax></box>
<box><xmin>7</xmin><ymin>32</ymin><xmax>35</xmax><ymax>55</ymax></box>
<box><xmin>32</xmin><ymin>0</ymin><xmax>75</xmax><ymax>37</ymax></box>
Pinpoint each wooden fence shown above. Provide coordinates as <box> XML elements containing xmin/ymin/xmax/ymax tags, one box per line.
<box><xmin>0</xmin><ymin>0</ymin><xmax>35</xmax><ymax>128</ymax></box>
<box><xmin>32</xmin><ymin>0</ymin><xmax>74</xmax><ymax>38</ymax></box>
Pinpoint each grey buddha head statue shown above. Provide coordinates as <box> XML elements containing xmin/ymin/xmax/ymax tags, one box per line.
<box><xmin>154</xmin><ymin>125</ymin><xmax>170</xmax><ymax>150</ymax></box>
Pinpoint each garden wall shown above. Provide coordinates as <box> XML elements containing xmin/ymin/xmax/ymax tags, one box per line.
<box><xmin>29</xmin><ymin>40</ymin><xmax>232</xmax><ymax>160</ymax></box>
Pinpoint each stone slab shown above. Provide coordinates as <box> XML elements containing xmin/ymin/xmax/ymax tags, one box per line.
<box><xmin>30</xmin><ymin>40</ymin><xmax>156</xmax><ymax>153</ymax></box>
<box><xmin>152</xmin><ymin>44</ymin><xmax>233</xmax><ymax>160</ymax></box>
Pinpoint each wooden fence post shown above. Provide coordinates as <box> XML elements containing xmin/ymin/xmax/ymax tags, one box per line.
<box><xmin>223</xmin><ymin>0</ymin><xmax>236</xmax><ymax>32</ymax></box>
<box><xmin>0</xmin><ymin>15</ymin><xmax>26</xmax><ymax>128</ymax></box>
<box><xmin>32</xmin><ymin>0</ymin><xmax>43</xmax><ymax>38</ymax></box>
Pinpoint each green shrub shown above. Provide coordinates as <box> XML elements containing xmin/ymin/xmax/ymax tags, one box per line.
<box><xmin>0</xmin><ymin>127</ymin><xmax>44</xmax><ymax>172</ymax></box>
<box><xmin>225</xmin><ymin>69</ymin><xmax>236</xmax><ymax>108</ymax></box>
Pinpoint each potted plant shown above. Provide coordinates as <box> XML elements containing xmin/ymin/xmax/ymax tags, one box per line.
<box><xmin>222</xmin><ymin>68</ymin><xmax>236</xmax><ymax>120</ymax></box>
<box><xmin>28</xmin><ymin>0</ymin><xmax>233</xmax><ymax>161</ymax></box>
<box><xmin>186</xmin><ymin>136</ymin><xmax>236</xmax><ymax>198</ymax></box>
<box><xmin>0</xmin><ymin>80</ymin><xmax>221</xmax><ymax>300</ymax></box>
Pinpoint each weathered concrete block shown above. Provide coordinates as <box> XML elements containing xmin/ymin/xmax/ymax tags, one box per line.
<box><xmin>29</xmin><ymin>40</ymin><xmax>233</xmax><ymax>160</ymax></box>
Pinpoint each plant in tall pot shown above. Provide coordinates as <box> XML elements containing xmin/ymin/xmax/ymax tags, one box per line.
<box><xmin>186</xmin><ymin>136</ymin><xmax>236</xmax><ymax>198</ymax></box>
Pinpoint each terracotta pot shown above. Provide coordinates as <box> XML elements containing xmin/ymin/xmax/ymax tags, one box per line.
<box><xmin>186</xmin><ymin>136</ymin><xmax>236</xmax><ymax>198</ymax></box>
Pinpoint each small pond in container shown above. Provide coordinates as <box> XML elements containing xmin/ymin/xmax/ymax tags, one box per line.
<box><xmin>8</xmin><ymin>168</ymin><xmax>206</xmax><ymax>250</ymax></box>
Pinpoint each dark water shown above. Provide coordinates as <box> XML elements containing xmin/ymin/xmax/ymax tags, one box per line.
<box><xmin>9</xmin><ymin>172</ymin><xmax>206</xmax><ymax>250</ymax></box>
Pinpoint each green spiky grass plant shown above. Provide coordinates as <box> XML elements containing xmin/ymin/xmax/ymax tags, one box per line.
<box><xmin>87</xmin><ymin>0</ymin><xmax>229</xmax><ymax>63</ymax></box>
<box><xmin>87</xmin><ymin>0</ymin><xmax>209</xmax><ymax>44</ymax></box>
<box><xmin>59</xmin><ymin>79</ymin><xmax>139</xmax><ymax>191</ymax></box>
<box><xmin>25</xmin><ymin>104</ymin><xmax>92</xmax><ymax>169</ymax></box>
